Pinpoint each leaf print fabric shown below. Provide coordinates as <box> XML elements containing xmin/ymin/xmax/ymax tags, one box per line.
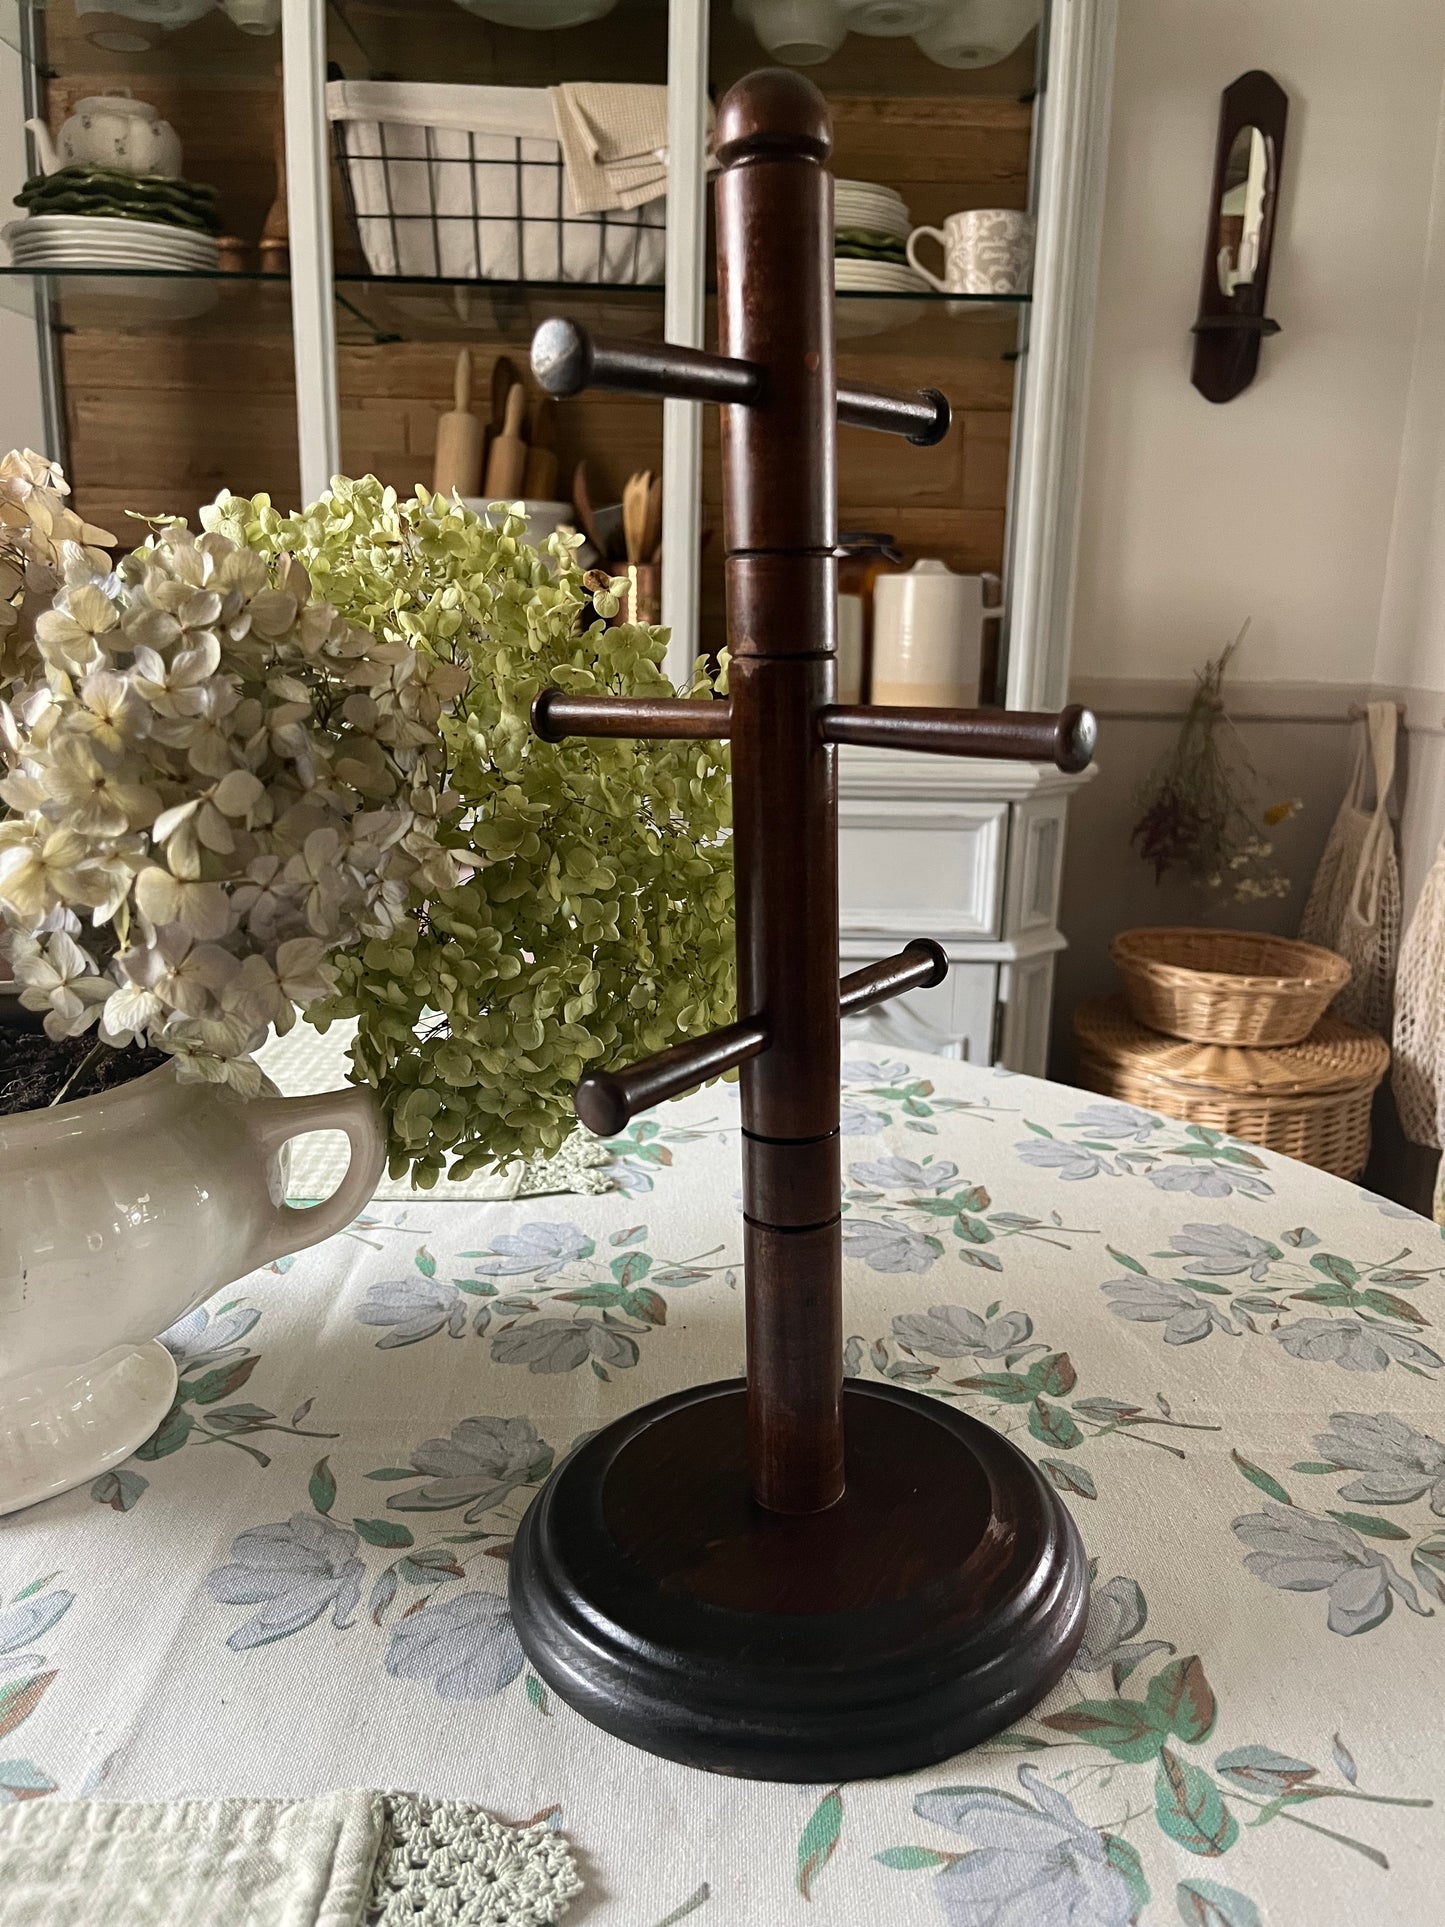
<box><xmin>205</xmin><ymin>1514</ymin><xmax>364</xmax><ymax>1649</ymax></box>
<box><xmin>1311</xmin><ymin>1413</ymin><xmax>1445</xmax><ymax>1508</ymax></box>
<box><xmin>1275</xmin><ymin>1319</ymin><xmax>1443</xmax><ymax>1373</ymax></box>
<box><xmin>383</xmin><ymin>1591</ymin><xmax>524</xmax><ymax>1701</ymax></box>
<box><xmin>842</xmin><ymin>1219</ymin><xmax>942</xmax><ymax>1274</ymax></box>
<box><xmin>915</xmin><ymin>1767</ymin><xmax>1136</xmax><ymax>1927</ymax></box>
<box><xmin>1231</xmin><ymin>1504</ymin><xmax>1429</xmax><ymax>1636</ymax></box>
<box><xmin>1102</xmin><ymin>1273</ymin><xmax>1237</xmax><ymax>1345</ymax></box>
<box><xmin>384</xmin><ymin>1417</ymin><xmax>553</xmax><ymax>1521</ymax></box>
<box><xmin>6</xmin><ymin>1045</ymin><xmax>1445</xmax><ymax>1924</ymax></box>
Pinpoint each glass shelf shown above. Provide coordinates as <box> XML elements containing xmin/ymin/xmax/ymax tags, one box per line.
<box><xmin>0</xmin><ymin>266</ymin><xmax>1030</xmax><ymax>355</ymax></box>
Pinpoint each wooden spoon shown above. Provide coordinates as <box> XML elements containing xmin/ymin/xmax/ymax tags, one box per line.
<box><xmin>572</xmin><ymin>460</ymin><xmax>606</xmax><ymax>554</ymax></box>
<box><xmin>489</xmin><ymin>354</ymin><xmax>519</xmax><ymax>438</ymax></box>
<box><xmin>622</xmin><ymin>469</ymin><xmax>652</xmax><ymax>564</ymax></box>
<box><xmin>641</xmin><ymin>472</ymin><xmax>663</xmax><ymax>564</ymax></box>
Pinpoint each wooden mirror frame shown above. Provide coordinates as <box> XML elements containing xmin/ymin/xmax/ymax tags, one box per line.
<box><xmin>1190</xmin><ymin>70</ymin><xmax>1289</xmax><ymax>403</ymax></box>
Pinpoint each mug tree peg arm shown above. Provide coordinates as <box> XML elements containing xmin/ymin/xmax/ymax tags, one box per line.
<box><xmin>532</xmin><ymin>318</ymin><xmax>764</xmax><ymax>406</ymax></box>
<box><xmin>836</xmin><ymin>381</ymin><xmax>951</xmax><ymax>446</ymax></box>
<box><xmin>820</xmin><ymin>703</ymin><xmax>1098</xmax><ymax>774</ymax></box>
<box><xmin>532</xmin><ymin>691</ymin><xmax>732</xmax><ymax>743</ymax></box>
<box><xmin>575</xmin><ymin>1017</ymin><xmax>770</xmax><ymax>1138</ymax></box>
<box><xmin>839</xmin><ymin>940</ymin><xmax>949</xmax><ymax>1018</ymax></box>
<box><xmin>533</xmin><ymin>319</ymin><xmax>950</xmax><ymax>447</ymax></box>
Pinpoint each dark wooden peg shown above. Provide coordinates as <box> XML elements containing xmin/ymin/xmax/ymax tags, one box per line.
<box><xmin>532</xmin><ymin>691</ymin><xmax>731</xmax><ymax>743</ymax></box>
<box><xmin>837</xmin><ymin>381</ymin><xmax>951</xmax><ymax>446</ymax></box>
<box><xmin>839</xmin><ymin>940</ymin><xmax>949</xmax><ymax>1017</ymax></box>
<box><xmin>821</xmin><ymin>702</ymin><xmax>1098</xmax><ymax>773</ymax></box>
<box><xmin>576</xmin><ymin>1016</ymin><xmax>770</xmax><ymax>1137</ymax></box>
<box><xmin>531</xmin><ymin>319</ymin><xmax>764</xmax><ymax>407</ymax></box>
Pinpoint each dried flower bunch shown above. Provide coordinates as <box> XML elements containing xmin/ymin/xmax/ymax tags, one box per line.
<box><xmin>1</xmin><ymin>464</ymin><xmax>462</xmax><ymax>1089</ymax></box>
<box><xmin>1130</xmin><ymin>626</ymin><xmax>1300</xmax><ymax>901</ymax></box>
<box><xmin>0</xmin><ymin>448</ymin><xmax>115</xmax><ymax>706</ymax></box>
<box><xmin>207</xmin><ymin>478</ymin><xmax>734</xmax><ymax>1185</ymax></box>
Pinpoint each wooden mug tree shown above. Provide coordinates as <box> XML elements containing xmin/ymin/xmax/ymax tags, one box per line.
<box><xmin>510</xmin><ymin>69</ymin><xmax>1097</xmax><ymax>1781</ymax></box>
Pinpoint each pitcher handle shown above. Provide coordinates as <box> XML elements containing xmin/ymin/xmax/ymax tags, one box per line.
<box><xmin>905</xmin><ymin>226</ymin><xmax>949</xmax><ymax>292</ymax></box>
<box><xmin>243</xmin><ymin>1085</ymin><xmax>388</xmax><ymax>1263</ymax></box>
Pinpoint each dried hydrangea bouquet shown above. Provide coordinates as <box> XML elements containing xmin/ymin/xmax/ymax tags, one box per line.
<box><xmin>0</xmin><ymin>451</ymin><xmax>732</xmax><ymax>1512</ymax></box>
<box><xmin>1</xmin><ymin>454</ymin><xmax>733</xmax><ymax>1180</ymax></box>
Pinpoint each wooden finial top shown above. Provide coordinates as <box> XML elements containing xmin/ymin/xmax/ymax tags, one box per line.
<box><xmin>715</xmin><ymin>69</ymin><xmax>832</xmax><ymax>168</ymax></box>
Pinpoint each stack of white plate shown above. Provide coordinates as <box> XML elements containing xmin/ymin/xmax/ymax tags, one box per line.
<box><xmin>835</xmin><ymin>260</ymin><xmax>928</xmax><ymax>293</ymax></box>
<box><xmin>834</xmin><ymin>178</ymin><xmax>911</xmax><ymax>242</ymax></box>
<box><xmin>4</xmin><ymin>213</ymin><xmax>219</xmax><ymax>272</ymax></box>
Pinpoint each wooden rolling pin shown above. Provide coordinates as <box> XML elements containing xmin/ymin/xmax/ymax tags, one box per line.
<box><xmin>432</xmin><ymin>348</ymin><xmax>484</xmax><ymax>498</ymax></box>
<box><xmin>523</xmin><ymin>395</ymin><xmax>558</xmax><ymax>498</ymax></box>
<box><xmin>483</xmin><ymin>382</ymin><xmax>528</xmax><ymax>499</ymax></box>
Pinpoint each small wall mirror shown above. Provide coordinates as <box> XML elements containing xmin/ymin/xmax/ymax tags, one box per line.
<box><xmin>1191</xmin><ymin>74</ymin><xmax>1288</xmax><ymax>403</ymax></box>
<box><xmin>1216</xmin><ymin>125</ymin><xmax>1270</xmax><ymax>296</ymax></box>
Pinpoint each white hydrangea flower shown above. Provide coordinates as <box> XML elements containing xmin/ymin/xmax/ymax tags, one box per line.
<box><xmin>1</xmin><ymin>459</ymin><xmax>458</xmax><ymax>1085</ymax></box>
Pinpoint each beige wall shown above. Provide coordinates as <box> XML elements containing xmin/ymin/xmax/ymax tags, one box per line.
<box><xmin>1057</xmin><ymin>0</ymin><xmax>1445</xmax><ymax>1064</ymax></box>
<box><xmin>1071</xmin><ymin>0</ymin><xmax>1445</xmax><ymax>689</ymax></box>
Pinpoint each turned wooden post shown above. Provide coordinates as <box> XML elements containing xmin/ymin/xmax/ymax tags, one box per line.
<box><xmin>511</xmin><ymin>69</ymin><xmax>1097</xmax><ymax>1782</ymax></box>
<box><xmin>714</xmin><ymin>75</ymin><xmax>843</xmax><ymax>1516</ymax></box>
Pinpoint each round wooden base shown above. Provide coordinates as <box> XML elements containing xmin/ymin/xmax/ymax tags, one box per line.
<box><xmin>509</xmin><ymin>1378</ymin><xmax>1089</xmax><ymax>1780</ymax></box>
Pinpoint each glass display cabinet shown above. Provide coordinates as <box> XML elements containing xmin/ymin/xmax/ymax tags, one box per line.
<box><xmin>4</xmin><ymin>0</ymin><xmax>1116</xmax><ymax>1072</ymax></box>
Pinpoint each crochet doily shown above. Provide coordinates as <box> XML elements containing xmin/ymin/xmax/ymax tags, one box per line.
<box><xmin>369</xmin><ymin>1794</ymin><xmax>582</xmax><ymax>1926</ymax></box>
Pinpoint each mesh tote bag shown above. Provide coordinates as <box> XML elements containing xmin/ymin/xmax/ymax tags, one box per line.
<box><xmin>1299</xmin><ymin>701</ymin><xmax>1401</xmax><ymax>1032</ymax></box>
<box><xmin>1392</xmin><ymin>834</ymin><xmax>1445</xmax><ymax>1162</ymax></box>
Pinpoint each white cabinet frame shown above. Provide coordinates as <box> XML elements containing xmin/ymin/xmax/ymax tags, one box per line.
<box><xmin>283</xmin><ymin>0</ymin><xmax>1117</xmax><ymax>712</ymax></box>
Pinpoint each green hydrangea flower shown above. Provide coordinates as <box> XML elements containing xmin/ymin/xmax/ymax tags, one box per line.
<box><xmin>203</xmin><ymin>479</ymin><xmax>734</xmax><ymax>1185</ymax></box>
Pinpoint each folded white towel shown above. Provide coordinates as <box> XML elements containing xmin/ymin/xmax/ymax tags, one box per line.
<box><xmin>0</xmin><ymin>1789</ymin><xmax>582</xmax><ymax>1927</ymax></box>
<box><xmin>549</xmin><ymin>83</ymin><xmax>672</xmax><ymax>216</ymax></box>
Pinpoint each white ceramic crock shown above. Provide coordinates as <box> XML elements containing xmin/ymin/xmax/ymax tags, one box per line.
<box><xmin>871</xmin><ymin>558</ymin><xmax>984</xmax><ymax>708</ymax></box>
<box><xmin>0</xmin><ymin>1060</ymin><xmax>385</xmax><ymax>1515</ymax></box>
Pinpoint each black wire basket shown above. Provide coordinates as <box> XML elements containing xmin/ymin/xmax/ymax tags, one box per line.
<box><xmin>330</xmin><ymin>87</ymin><xmax>665</xmax><ymax>287</ymax></box>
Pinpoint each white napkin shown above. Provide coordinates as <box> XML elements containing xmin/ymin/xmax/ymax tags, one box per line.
<box><xmin>0</xmin><ymin>1790</ymin><xmax>583</xmax><ymax>1927</ymax></box>
<box><xmin>549</xmin><ymin>82</ymin><xmax>685</xmax><ymax>215</ymax></box>
<box><xmin>0</xmin><ymin>1790</ymin><xmax>380</xmax><ymax>1927</ymax></box>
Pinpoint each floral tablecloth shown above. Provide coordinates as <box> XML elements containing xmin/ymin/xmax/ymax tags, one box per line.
<box><xmin>4</xmin><ymin>1052</ymin><xmax>1444</xmax><ymax>1927</ymax></box>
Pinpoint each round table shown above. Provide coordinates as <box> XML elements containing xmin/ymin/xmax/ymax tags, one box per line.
<box><xmin>4</xmin><ymin>1051</ymin><xmax>1442</xmax><ymax>1925</ymax></box>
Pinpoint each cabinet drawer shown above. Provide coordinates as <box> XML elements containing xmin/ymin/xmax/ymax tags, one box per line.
<box><xmin>838</xmin><ymin>799</ymin><xmax>1006</xmax><ymax>941</ymax></box>
<box><xmin>840</xmin><ymin>947</ymin><xmax>998</xmax><ymax>1064</ymax></box>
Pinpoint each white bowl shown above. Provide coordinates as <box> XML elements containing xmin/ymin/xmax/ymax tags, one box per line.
<box><xmin>451</xmin><ymin>0</ymin><xmax>617</xmax><ymax>24</ymax></box>
<box><xmin>914</xmin><ymin>0</ymin><xmax>1040</xmax><ymax>67</ymax></box>
<box><xmin>75</xmin><ymin>0</ymin><xmax>214</xmax><ymax>25</ymax></box>
<box><xmin>735</xmin><ymin>0</ymin><xmax>847</xmax><ymax>65</ymax></box>
<box><xmin>840</xmin><ymin>0</ymin><xmax>939</xmax><ymax>33</ymax></box>
<box><xmin>221</xmin><ymin>0</ymin><xmax>282</xmax><ymax>31</ymax></box>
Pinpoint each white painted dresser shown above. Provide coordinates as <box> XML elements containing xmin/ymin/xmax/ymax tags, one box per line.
<box><xmin>839</xmin><ymin>748</ymin><xmax>1094</xmax><ymax>1076</ymax></box>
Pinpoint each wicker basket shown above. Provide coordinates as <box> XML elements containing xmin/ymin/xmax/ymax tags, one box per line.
<box><xmin>1111</xmin><ymin>927</ymin><xmax>1351</xmax><ymax>1047</ymax></box>
<box><xmin>1073</xmin><ymin>996</ymin><xmax>1389</xmax><ymax>1178</ymax></box>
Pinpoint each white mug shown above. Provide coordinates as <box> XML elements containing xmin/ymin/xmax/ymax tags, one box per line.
<box><xmin>871</xmin><ymin>560</ymin><xmax>983</xmax><ymax>710</ymax></box>
<box><xmin>906</xmin><ymin>208</ymin><xmax>1035</xmax><ymax>297</ymax></box>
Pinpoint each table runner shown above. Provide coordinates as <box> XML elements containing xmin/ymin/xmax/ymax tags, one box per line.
<box><xmin>4</xmin><ymin>1052</ymin><xmax>1443</xmax><ymax>1925</ymax></box>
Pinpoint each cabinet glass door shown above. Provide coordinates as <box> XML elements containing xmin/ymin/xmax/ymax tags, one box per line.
<box><xmin>4</xmin><ymin>0</ymin><xmax>300</xmax><ymax>538</ymax></box>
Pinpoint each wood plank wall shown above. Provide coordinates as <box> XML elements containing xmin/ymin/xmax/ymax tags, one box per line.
<box><xmin>40</xmin><ymin>3</ymin><xmax>1031</xmax><ymax>658</ymax></box>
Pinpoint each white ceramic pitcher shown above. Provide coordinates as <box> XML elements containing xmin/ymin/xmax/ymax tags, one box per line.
<box><xmin>0</xmin><ymin>1062</ymin><xmax>385</xmax><ymax>1515</ymax></box>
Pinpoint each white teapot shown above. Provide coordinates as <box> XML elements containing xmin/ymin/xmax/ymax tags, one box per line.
<box><xmin>26</xmin><ymin>92</ymin><xmax>183</xmax><ymax>179</ymax></box>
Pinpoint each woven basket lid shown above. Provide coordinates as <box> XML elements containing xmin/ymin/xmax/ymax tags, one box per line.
<box><xmin>1073</xmin><ymin>995</ymin><xmax>1389</xmax><ymax>1098</ymax></box>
